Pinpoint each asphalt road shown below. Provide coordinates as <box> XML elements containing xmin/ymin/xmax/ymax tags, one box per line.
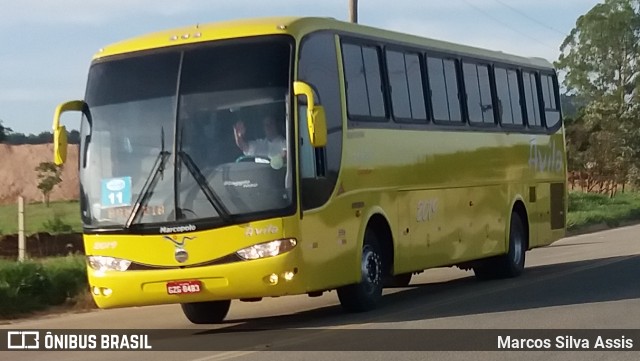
<box><xmin>2</xmin><ymin>224</ymin><xmax>639</xmax><ymax>361</ymax></box>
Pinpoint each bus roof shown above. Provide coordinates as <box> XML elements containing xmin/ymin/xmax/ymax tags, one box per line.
<box><xmin>94</xmin><ymin>17</ymin><xmax>554</xmax><ymax>70</ymax></box>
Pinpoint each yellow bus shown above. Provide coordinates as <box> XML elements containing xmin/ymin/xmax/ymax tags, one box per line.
<box><xmin>53</xmin><ymin>17</ymin><xmax>566</xmax><ymax>324</ymax></box>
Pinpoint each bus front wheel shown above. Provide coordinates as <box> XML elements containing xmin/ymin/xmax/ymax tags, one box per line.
<box><xmin>337</xmin><ymin>230</ymin><xmax>384</xmax><ymax>312</ymax></box>
<box><xmin>181</xmin><ymin>300</ymin><xmax>231</xmax><ymax>324</ymax></box>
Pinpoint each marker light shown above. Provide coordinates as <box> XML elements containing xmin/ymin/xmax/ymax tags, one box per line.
<box><xmin>236</xmin><ymin>239</ymin><xmax>297</xmax><ymax>260</ymax></box>
<box><xmin>283</xmin><ymin>271</ymin><xmax>295</xmax><ymax>281</ymax></box>
<box><xmin>88</xmin><ymin>256</ymin><xmax>132</xmax><ymax>272</ymax></box>
<box><xmin>268</xmin><ymin>274</ymin><xmax>279</xmax><ymax>285</ymax></box>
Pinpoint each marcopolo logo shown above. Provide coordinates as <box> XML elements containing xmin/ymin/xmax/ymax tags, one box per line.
<box><xmin>162</xmin><ymin>235</ymin><xmax>196</xmax><ymax>264</ymax></box>
<box><xmin>159</xmin><ymin>224</ymin><xmax>196</xmax><ymax>234</ymax></box>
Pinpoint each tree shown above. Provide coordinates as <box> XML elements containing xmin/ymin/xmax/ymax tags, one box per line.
<box><xmin>0</xmin><ymin>120</ymin><xmax>12</xmax><ymax>143</ymax></box>
<box><xmin>68</xmin><ymin>129</ymin><xmax>80</xmax><ymax>144</ymax></box>
<box><xmin>556</xmin><ymin>0</ymin><xmax>640</xmax><ymax>194</ymax></box>
<box><xmin>4</xmin><ymin>129</ymin><xmax>80</xmax><ymax>145</ymax></box>
<box><xmin>35</xmin><ymin>162</ymin><xmax>63</xmax><ymax>207</ymax></box>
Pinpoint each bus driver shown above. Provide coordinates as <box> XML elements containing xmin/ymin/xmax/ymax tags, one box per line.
<box><xmin>233</xmin><ymin>116</ymin><xmax>286</xmax><ymax>165</ymax></box>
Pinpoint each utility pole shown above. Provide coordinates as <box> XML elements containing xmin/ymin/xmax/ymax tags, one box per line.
<box><xmin>349</xmin><ymin>0</ymin><xmax>358</xmax><ymax>23</ymax></box>
<box><xmin>18</xmin><ymin>196</ymin><xmax>25</xmax><ymax>262</ymax></box>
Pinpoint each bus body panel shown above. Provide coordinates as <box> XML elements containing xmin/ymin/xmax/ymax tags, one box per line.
<box><xmin>339</xmin><ymin>128</ymin><xmax>565</xmax><ymax>275</ymax></box>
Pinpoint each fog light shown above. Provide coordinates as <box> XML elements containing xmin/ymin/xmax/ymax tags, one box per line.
<box><xmin>92</xmin><ymin>286</ymin><xmax>101</xmax><ymax>296</ymax></box>
<box><xmin>102</xmin><ymin>288</ymin><xmax>113</xmax><ymax>296</ymax></box>
<box><xmin>268</xmin><ymin>273</ymin><xmax>279</xmax><ymax>285</ymax></box>
<box><xmin>283</xmin><ymin>271</ymin><xmax>295</xmax><ymax>281</ymax></box>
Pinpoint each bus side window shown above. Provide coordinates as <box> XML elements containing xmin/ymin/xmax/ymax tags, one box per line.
<box><xmin>541</xmin><ymin>74</ymin><xmax>561</xmax><ymax>128</ymax></box>
<box><xmin>342</xmin><ymin>42</ymin><xmax>387</xmax><ymax>121</ymax></box>
<box><xmin>463</xmin><ymin>62</ymin><xmax>494</xmax><ymax>125</ymax></box>
<box><xmin>522</xmin><ymin>71</ymin><xmax>542</xmax><ymax>127</ymax></box>
<box><xmin>426</xmin><ymin>56</ymin><xmax>462</xmax><ymax>123</ymax></box>
<box><xmin>385</xmin><ymin>50</ymin><xmax>427</xmax><ymax>122</ymax></box>
<box><xmin>495</xmin><ymin>67</ymin><xmax>523</xmax><ymax>126</ymax></box>
<box><xmin>298</xmin><ymin>32</ymin><xmax>342</xmax><ymax>210</ymax></box>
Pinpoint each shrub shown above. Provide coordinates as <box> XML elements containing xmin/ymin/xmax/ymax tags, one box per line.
<box><xmin>42</xmin><ymin>214</ymin><xmax>73</xmax><ymax>234</ymax></box>
<box><xmin>0</xmin><ymin>256</ymin><xmax>87</xmax><ymax>318</ymax></box>
<box><xmin>42</xmin><ymin>256</ymin><xmax>88</xmax><ymax>305</ymax></box>
<box><xmin>0</xmin><ymin>261</ymin><xmax>51</xmax><ymax>315</ymax></box>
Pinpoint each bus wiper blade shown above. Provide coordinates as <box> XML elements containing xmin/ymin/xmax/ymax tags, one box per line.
<box><xmin>125</xmin><ymin>128</ymin><xmax>171</xmax><ymax>229</ymax></box>
<box><xmin>178</xmin><ymin>150</ymin><xmax>231</xmax><ymax>222</ymax></box>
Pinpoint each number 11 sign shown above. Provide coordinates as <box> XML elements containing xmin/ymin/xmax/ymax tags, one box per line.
<box><xmin>101</xmin><ymin>177</ymin><xmax>132</xmax><ymax>207</ymax></box>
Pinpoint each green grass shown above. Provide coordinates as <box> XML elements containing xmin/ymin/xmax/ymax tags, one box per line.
<box><xmin>0</xmin><ymin>200</ymin><xmax>81</xmax><ymax>235</ymax></box>
<box><xmin>567</xmin><ymin>191</ymin><xmax>640</xmax><ymax>232</ymax></box>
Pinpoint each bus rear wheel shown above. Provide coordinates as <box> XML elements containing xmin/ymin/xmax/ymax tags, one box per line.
<box><xmin>474</xmin><ymin>212</ymin><xmax>526</xmax><ymax>280</ymax></box>
<box><xmin>337</xmin><ymin>230</ymin><xmax>384</xmax><ymax>312</ymax></box>
<box><xmin>181</xmin><ymin>300</ymin><xmax>231</xmax><ymax>324</ymax></box>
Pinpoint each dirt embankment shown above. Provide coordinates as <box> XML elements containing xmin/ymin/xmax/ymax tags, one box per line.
<box><xmin>0</xmin><ymin>144</ymin><xmax>79</xmax><ymax>205</ymax></box>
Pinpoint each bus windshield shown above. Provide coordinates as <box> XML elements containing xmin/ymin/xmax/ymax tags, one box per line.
<box><xmin>79</xmin><ymin>37</ymin><xmax>293</xmax><ymax>229</ymax></box>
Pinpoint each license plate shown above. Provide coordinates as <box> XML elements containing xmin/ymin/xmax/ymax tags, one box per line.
<box><xmin>166</xmin><ymin>280</ymin><xmax>202</xmax><ymax>295</ymax></box>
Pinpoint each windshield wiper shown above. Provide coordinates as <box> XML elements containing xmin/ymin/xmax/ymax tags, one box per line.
<box><xmin>125</xmin><ymin>127</ymin><xmax>171</xmax><ymax>229</ymax></box>
<box><xmin>178</xmin><ymin>150</ymin><xmax>231</xmax><ymax>222</ymax></box>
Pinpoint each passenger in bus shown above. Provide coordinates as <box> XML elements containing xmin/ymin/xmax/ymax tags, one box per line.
<box><xmin>233</xmin><ymin>116</ymin><xmax>286</xmax><ymax>161</ymax></box>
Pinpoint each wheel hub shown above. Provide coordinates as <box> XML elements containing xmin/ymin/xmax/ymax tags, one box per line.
<box><xmin>361</xmin><ymin>248</ymin><xmax>381</xmax><ymax>293</ymax></box>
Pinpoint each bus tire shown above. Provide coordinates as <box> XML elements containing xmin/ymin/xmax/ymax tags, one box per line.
<box><xmin>180</xmin><ymin>300</ymin><xmax>231</xmax><ymax>324</ymax></box>
<box><xmin>337</xmin><ymin>229</ymin><xmax>384</xmax><ymax>312</ymax></box>
<box><xmin>501</xmin><ymin>213</ymin><xmax>526</xmax><ymax>277</ymax></box>
<box><xmin>473</xmin><ymin>212</ymin><xmax>526</xmax><ymax>280</ymax></box>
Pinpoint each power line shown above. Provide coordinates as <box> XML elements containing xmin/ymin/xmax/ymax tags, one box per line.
<box><xmin>458</xmin><ymin>0</ymin><xmax>558</xmax><ymax>51</ymax></box>
<box><xmin>493</xmin><ymin>0</ymin><xmax>567</xmax><ymax>36</ymax></box>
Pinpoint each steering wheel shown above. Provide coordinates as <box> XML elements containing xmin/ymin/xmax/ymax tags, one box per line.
<box><xmin>177</xmin><ymin>208</ymin><xmax>198</xmax><ymax>220</ymax></box>
<box><xmin>235</xmin><ymin>155</ymin><xmax>270</xmax><ymax>163</ymax></box>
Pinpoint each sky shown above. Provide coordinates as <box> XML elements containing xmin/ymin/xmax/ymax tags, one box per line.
<box><xmin>0</xmin><ymin>0</ymin><xmax>601</xmax><ymax>135</ymax></box>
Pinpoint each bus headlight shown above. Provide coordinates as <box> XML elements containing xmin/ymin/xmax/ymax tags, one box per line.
<box><xmin>87</xmin><ymin>256</ymin><xmax>132</xmax><ymax>272</ymax></box>
<box><xmin>236</xmin><ymin>238</ymin><xmax>297</xmax><ymax>260</ymax></box>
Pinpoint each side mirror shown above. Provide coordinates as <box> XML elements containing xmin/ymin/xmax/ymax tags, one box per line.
<box><xmin>54</xmin><ymin>125</ymin><xmax>68</xmax><ymax>165</ymax></box>
<box><xmin>293</xmin><ymin>81</ymin><xmax>327</xmax><ymax>148</ymax></box>
<box><xmin>52</xmin><ymin>100</ymin><xmax>85</xmax><ymax>165</ymax></box>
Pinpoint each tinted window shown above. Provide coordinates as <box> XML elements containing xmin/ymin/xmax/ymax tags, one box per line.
<box><xmin>541</xmin><ymin>74</ymin><xmax>552</xmax><ymax>108</ymax></box>
<box><xmin>541</xmin><ymin>74</ymin><xmax>560</xmax><ymax>128</ymax></box>
<box><xmin>299</xmin><ymin>32</ymin><xmax>343</xmax><ymax>210</ymax></box>
<box><xmin>427</xmin><ymin>56</ymin><xmax>462</xmax><ymax>122</ymax></box>
<box><xmin>386</xmin><ymin>50</ymin><xmax>427</xmax><ymax>121</ymax></box>
<box><xmin>362</xmin><ymin>46</ymin><xmax>386</xmax><ymax>117</ymax></box>
<box><xmin>463</xmin><ymin>62</ymin><xmax>494</xmax><ymax>124</ymax></box>
<box><xmin>343</xmin><ymin>43</ymin><xmax>369</xmax><ymax>117</ymax></box>
<box><xmin>386</xmin><ymin>50</ymin><xmax>411</xmax><ymax>119</ymax></box>
<box><xmin>343</xmin><ymin>43</ymin><xmax>386</xmax><ymax>119</ymax></box>
<box><xmin>495</xmin><ymin>67</ymin><xmax>523</xmax><ymax>125</ymax></box>
<box><xmin>406</xmin><ymin>54</ymin><xmax>427</xmax><ymax>120</ymax></box>
<box><xmin>522</xmin><ymin>71</ymin><xmax>541</xmax><ymax>127</ymax></box>
<box><xmin>508</xmin><ymin>69</ymin><xmax>523</xmax><ymax>125</ymax></box>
